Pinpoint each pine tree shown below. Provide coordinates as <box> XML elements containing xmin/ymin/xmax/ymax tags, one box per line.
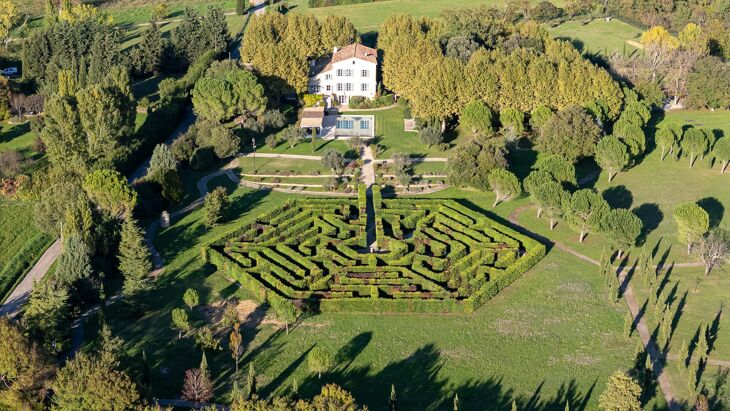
<box><xmin>54</xmin><ymin>235</ymin><xmax>93</xmax><ymax>287</ymax></box>
<box><xmin>24</xmin><ymin>280</ymin><xmax>70</xmax><ymax>352</ymax></box>
<box><xmin>130</xmin><ymin>19</ymin><xmax>167</xmax><ymax>76</ymax></box>
<box><xmin>119</xmin><ymin>218</ymin><xmax>152</xmax><ymax>305</ymax></box>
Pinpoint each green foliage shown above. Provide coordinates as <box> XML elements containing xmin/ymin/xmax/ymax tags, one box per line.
<box><xmin>598</xmin><ymin>372</ymin><xmax>642</xmax><ymax>411</ymax></box>
<box><xmin>535</xmin><ymin>154</ymin><xmax>576</xmax><ymax>185</ymax></box>
<box><xmin>487</xmin><ymin>168</ymin><xmax>521</xmax><ymax>207</ymax></box>
<box><xmin>51</xmin><ymin>352</ymin><xmax>139</xmax><ymax>410</ymax></box>
<box><xmin>171</xmin><ymin>308</ymin><xmax>191</xmax><ymax>338</ymax></box>
<box><xmin>681</xmin><ymin>127</ymin><xmax>710</xmax><ymax>167</ymax></box>
<box><xmin>82</xmin><ymin>169</ymin><xmax>137</xmax><ymax>216</ymax></box>
<box><xmin>129</xmin><ymin>19</ymin><xmax>167</xmax><ymax>77</ymax></box>
<box><xmin>713</xmin><ymin>137</ymin><xmax>730</xmax><ymax>173</ymax></box>
<box><xmin>529</xmin><ymin>105</ymin><xmax>553</xmax><ymax>131</ymax></box>
<box><xmin>158</xmin><ymin>169</ymin><xmax>184</xmax><ymax>204</ymax></box>
<box><xmin>461</xmin><ymin>100</ymin><xmax>494</xmax><ymax>135</ymax></box>
<box><xmin>447</xmin><ymin>136</ymin><xmax>507</xmax><ymax>189</ymax></box>
<box><xmin>673</xmin><ymin>202</ymin><xmax>709</xmax><ymax>252</ymax></box>
<box><xmin>183</xmin><ymin>288</ymin><xmax>200</xmax><ymax>310</ymax></box>
<box><xmin>322</xmin><ymin>148</ymin><xmax>346</xmax><ymax>175</ymax></box>
<box><xmin>600</xmin><ymin>209</ymin><xmax>643</xmax><ymax>256</ymax></box>
<box><xmin>612</xmin><ymin>120</ymin><xmax>646</xmax><ymax>159</ymax></box>
<box><xmin>537</xmin><ymin>106</ymin><xmax>602</xmax><ymax>163</ymax></box>
<box><xmin>686</xmin><ymin>56</ymin><xmax>730</xmax><ymax>109</ymax></box>
<box><xmin>194</xmin><ymin>121</ymin><xmax>241</xmax><ymax>159</ymax></box>
<box><xmin>204</xmin><ymin>186</ymin><xmax>230</xmax><ymax>228</ymax></box>
<box><xmin>308</xmin><ymin>346</ymin><xmax>332</xmax><ymax>378</ymax></box>
<box><xmin>54</xmin><ymin>235</ymin><xmax>92</xmax><ymax>287</ymax></box>
<box><xmin>171</xmin><ymin>7</ymin><xmax>230</xmax><ymax>66</ymax></box>
<box><xmin>119</xmin><ymin>218</ymin><xmax>152</xmax><ymax>304</ymax></box>
<box><xmin>192</xmin><ymin>61</ymin><xmax>267</xmax><ymax>123</ymax></box>
<box><xmin>499</xmin><ymin>108</ymin><xmax>525</xmax><ymax>141</ymax></box>
<box><xmin>655</xmin><ymin>127</ymin><xmax>678</xmax><ymax>161</ymax></box>
<box><xmin>595</xmin><ymin>136</ymin><xmax>630</xmax><ymax>181</ymax></box>
<box><xmin>281</xmin><ymin>125</ymin><xmax>307</xmax><ymax>149</ymax></box>
<box><xmin>0</xmin><ymin>318</ymin><xmax>55</xmax><ymax>410</ymax></box>
<box><xmin>24</xmin><ymin>280</ymin><xmax>70</xmax><ymax>352</ymax></box>
<box><xmin>419</xmin><ymin>125</ymin><xmax>443</xmax><ymax>148</ymax></box>
<box><xmin>147</xmin><ymin>144</ymin><xmax>177</xmax><ymax>181</ymax></box>
<box><xmin>533</xmin><ymin>180</ymin><xmax>569</xmax><ymax>229</ymax></box>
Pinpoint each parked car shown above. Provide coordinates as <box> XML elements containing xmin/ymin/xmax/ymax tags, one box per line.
<box><xmin>1</xmin><ymin>67</ymin><xmax>18</xmax><ymax>76</ymax></box>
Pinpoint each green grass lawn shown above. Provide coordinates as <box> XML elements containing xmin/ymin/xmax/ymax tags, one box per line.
<box><xmin>106</xmin><ymin>0</ymin><xmax>236</xmax><ymax>26</ymax></box>
<box><xmin>120</xmin><ymin>13</ymin><xmax>247</xmax><ymax>50</ymax></box>
<box><xmin>356</xmin><ymin>106</ymin><xmax>469</xmax><ymax>159</ymax></box>
<box><xmin>548</xmin><ymin>19</ymin><xmax>643</xmax><ymax>56</ymax></box>
<box><xmin>0</xmin><ymin>201</ymin><xmax>52</xmax><ymax>302</ymax></box>
<box><xmin>254</xmin><ymin>138</ymin><xmax>352</xmax><ymax>157</ymax></box>
<box><xmin>238</xmin><ymin>156</ymin><xmax>334</xmax><ymax>175</ymax></box>
<box><xmin>0</xmin><ymin>121</ymin><xmax>36</xmax><ymax>153</ymax></box>
<box><xmin>288</xmin><ymin>0</ymin><xmax>565</xmax><ymax>32</ymax></box>
<box><xmin>660</xmin><ymin>110</ymin><xmax>730</xmax><ymax>137</ymax></box>
<box><xmin>132</xmin><ymin>73</ymin><xmax>183</xmax><ymax>103</ymax></box>
<box><xmin>80</xmin><ymin>183</ymin><xmax>671</xmax><ymax>409</ymax></box>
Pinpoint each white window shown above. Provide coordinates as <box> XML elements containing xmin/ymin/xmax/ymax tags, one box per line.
<box><xmin>337</xmin><ymin>69</ymin><xmax>343</xmax><ymax>77</ymax></box>
<box><xmin>338</xmin><ymin>95</ymin><xmax>348</xmax><ymax>104</ymax></box>
<box><xmin>326</xmin><ymin>85</ymin><xmax>331</xmax><ymax>92</ymax></box>
<box><xmin>325</xmin><ymin>74</ymin><xmax>332</xmax><ymax>80</ymax></box>
<box><xmin>361</xmin><ymin>70</ymin><xmax>369</xmax><ymax>77</ymax></box>
<box><xmin>360</xmin><ymin>120</ymin><xmax>369</xmax><ymax>129</ymax></box>
<box><xmin>345</xmin><ymin>69</ymin><xmax>353</xmax><ymax>77</ymax></box>
<box><xmin>310</xmin><ymin>85</ymin><xmax>320</xmax><ymax>93</ymax></box>
<box><xmin>361</xmin><ymin>83</ymin><xmax>369</xmax><ymax>92</ymax></box>
<box><xmin>337</xmin><ymin>83</ymin><xmax>343</xmax><ymax>92</ymax></box>
<box><xmin>345</xmin><ymin>83</ymin><xmax>353</xmax><ymax>92</ymax></box>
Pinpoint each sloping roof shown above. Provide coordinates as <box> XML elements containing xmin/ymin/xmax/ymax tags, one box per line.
<box><xmin>300</xmin><ymin>106</ymin><xmax>325</xmax><ymax>129</ymax></box>
<box><xmin>310</xmin><ymin>43</ymin><xmax>378</xmax><ymax>76</ymax></box>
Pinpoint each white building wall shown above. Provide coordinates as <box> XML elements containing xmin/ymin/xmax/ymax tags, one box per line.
<box><xmin>309</xmin><ymin>58</ymin><xmax>377</xmax><ymax>105</ymax></box>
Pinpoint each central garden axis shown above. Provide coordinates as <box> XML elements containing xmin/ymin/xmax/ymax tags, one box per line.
<box><xmin>204</xmin><ymin>185</ymin><xmax>545</xmax><ymax>314</ymax></box>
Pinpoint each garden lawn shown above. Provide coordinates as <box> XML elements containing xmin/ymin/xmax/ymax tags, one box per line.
<box><xmin>659</xmin><ymin>110</ymin><xmax>730</xmax><ymax>138</ymax></box>
<box><xmin>0</xmin><ymin>121</ymin><xmax>35</xmax><ymax>153</ymax></box>
<box><xmin>238</xmin><ymin>157</ymin><xmax>333</xmax><ymax>176</ymax></box>
<box><xmin>548</xmin><ymin>18</ymin><xmax>643</xmax><ymax>56</ymax></box>
<box><xmin>0</xmin><ymin>201</ymin><xmax>52</xmax><ymax>302</ymax></box>
<box><xmin>287</xmin><ymin>0</ymin><xmax>565</xmax><ymax>32</ymax></box>
<box><xmin>106</xmin><ymin>0</ymin><xmax>235</xmax><ymax>26</ymax></box>
<box><xmin>132</xmin><ymin>73</ymin><xmax>183</xmax><ymax>103</ymax></box>
<box><xmin>120</xmin><ymin>13</ymin><xmax>247</xmax><ymax>50</ymax></box>
<box><xmin>255</xmin><ymin>138</ymin><xmax>351</xmax><ymax>157</ymax></box>
<box><xmin>353</xmin><ymin>106</ymin><xmax>468</xmax><ymax>159</ymax></box>
<box><xmin>81</xmin><ymin>184</ymin><xmax>668</xmax><ymax>409</ymax></box>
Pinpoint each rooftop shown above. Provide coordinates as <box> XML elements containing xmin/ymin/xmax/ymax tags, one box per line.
<box><xmin>311</xmin><ymin>43</ymin><xmax>378</xmax><ymax>76</ymax></box>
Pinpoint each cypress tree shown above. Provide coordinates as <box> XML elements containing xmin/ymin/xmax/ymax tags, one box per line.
<box><xmin>291</xmin><ymin>378</ymin><xmax>299</xmax><ymax>401</ymax></box>
<box><xmin>679</xmin><ymin>339</ymin><xmax>689</xmax><ymax>370</ymax></box>
<box><xmin>696</xmin><ymin>324</ymin><xmax>708</xmax><ymax>359</ymax></box>
<box><xmin>55</xmin><ymin>235</ymin><xmax>93</xmax><ymax>287</ymax></box>
<box><xmin>624</xmin><ymin>311</ymin><xmax>634</xmax><ymax>337</ymax></box>
<box><xmin>389</xmin><ymin>384</ymin><xmax>397</xmax><ymax>411</ymax></box>
<box><xmin>119</xmin><ymin>217</ymin><xmax>152</xmax><ymax>305</ymax></box>
<box><xmin>200</xmin><ymin>352</ymin><xmax>208</xmax><ymax>373</ymax></box>
<box><xmin>245</xmin><ymin>363</ymin><xmax>256</xmax><ymax>399</ymax></box>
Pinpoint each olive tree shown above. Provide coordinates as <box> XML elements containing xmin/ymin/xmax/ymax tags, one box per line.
<box><xmin>322</xmin><ymin>149</ymin><xmax>346</xmax><ymax>176</ymax></box>
<box><xmin>674</xmin><ymin>202</ymin><xmax>709</xmax><ymax>254</ymax></box>
<box><xmin>487</xmin><ymin>168</ymin><xmax>521</xmax><ymax>208</ymax></box>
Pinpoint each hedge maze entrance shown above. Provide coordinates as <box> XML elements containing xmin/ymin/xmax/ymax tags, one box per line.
<box><xmin>204</xmin><ymin>185</ymin><xmax>545</xmax><ymax>314</ymax></box>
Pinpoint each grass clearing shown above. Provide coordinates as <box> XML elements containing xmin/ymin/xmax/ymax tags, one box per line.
<box><xmin>548</xmin><ymin>19</ymin><xmax>643</xmax><ymax>56</ymax></box>
<box><xmin>238</xmin><ymin>157</ymin><xmax>334</xmax><ymax>175</ymax></box>
<box><xmin>0</xmin><ymin>121</ymin><xmax>36</xmax><ymax>154</ymax></box>
<box><xmin>287</xmin><ymin>0</ymin><xmax>565</xmax><ymax>32</ymax></box>
<box><xmin>254</xmin><ymin>138</ymin><xmax>352</xmax><ymax>157</ymax></box>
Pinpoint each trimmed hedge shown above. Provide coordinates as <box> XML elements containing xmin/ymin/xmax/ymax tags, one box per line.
<box><xmin>204</xmin><ymin>187</ymin><xmax>545</xmax><ymax>314</ymax></box>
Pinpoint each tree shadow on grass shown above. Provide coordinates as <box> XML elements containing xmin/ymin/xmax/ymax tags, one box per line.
<box><xmin>290</xmin><ymin>343</ymin><xmax>597</xmax><ymax>411</ymax></box>
<box><xmin>633</xmin><ymin>203</ymin><xmax>663</xmax><ymax>246</ymax></box>
<box><xmin>602</xmin><ymin>185</ymin><xmax>633</xmax><ymax>209</ymax></box>
<box><xmin>697</xmin><ymin>197</ymin><xmax>724</xmax><ymax>229</ymax></box>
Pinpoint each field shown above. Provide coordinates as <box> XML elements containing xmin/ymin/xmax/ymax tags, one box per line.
<box><xmin>287</xmin><ymin>0</ymin><xmax>565</xmax><ymax>32</ymax></box>
<box><xmin>0</xmin><ymin>121</ymin><xmax>36</xmax><ymax>154</ymax></box>
<box><xmin>548</xmin><ymin>18</ymin><xmax>643</xmax><ymax>56</ymax></box>
<box><xmin>0</xmin><ymin>201</ymin><xmax>52</xmax><ymax>302</ymax></box>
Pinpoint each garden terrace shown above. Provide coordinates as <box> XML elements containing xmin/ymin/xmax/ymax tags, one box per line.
<box><xmin>204</xmin><ymin>185</ymin><xmax>545</xmax><ymax>314</ymax></box>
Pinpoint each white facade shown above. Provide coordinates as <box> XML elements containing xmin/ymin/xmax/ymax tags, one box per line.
<box><xmin>308</xmin><ymin>44</ymin><xmax>378</xmax><ymax>106</ymax></box>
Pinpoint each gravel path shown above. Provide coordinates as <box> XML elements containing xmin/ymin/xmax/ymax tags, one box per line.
<box><xmin>0</xmin><ymin>239</ymin><xmax>62</xmax><ymax>318</ymax></box>
<box><xmin>361</xmin><ymin>145</ymin><xmax>376</xmax><ymax>186</ymax></box>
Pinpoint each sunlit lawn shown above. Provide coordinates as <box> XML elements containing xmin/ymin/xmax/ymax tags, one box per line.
<box><xmin>548</xmin><ymin>19</ymin><xmax>643</xmax><ymax>56</ymax></box>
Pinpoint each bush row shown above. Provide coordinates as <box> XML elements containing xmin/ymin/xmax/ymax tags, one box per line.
<box><xmin>348</xmin><ymin>94</ymin><xmax>395</xmax><ymax>109</ymax></box>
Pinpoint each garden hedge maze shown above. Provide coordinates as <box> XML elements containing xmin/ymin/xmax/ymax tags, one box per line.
<box><xmin>204</xmin><ymin>185</ymin><xmax>545</xmax><ymax>314</ymax></box>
